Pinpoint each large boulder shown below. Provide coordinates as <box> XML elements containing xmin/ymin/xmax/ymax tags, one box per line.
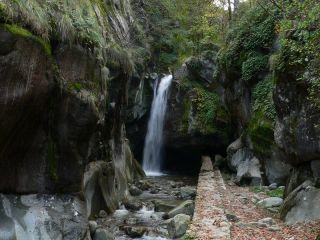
<box><xmin>226</xmin><ymin>138</ymin><xmax>261</xmax><ymax>185</ymax></box>
<box><xmin>281</xmin><ymin>180</ymin><xmax>320</xmax><ymax>224</ymax></box>
<box><xmin>161</xmin><ymin>52</ymin><xmax>231</xmax><ymax>173</ymax></box>
<box><xmin>0</xmin><ymin>194</ymin><xmax>89</xmax><ymax>240</ymax></box>
<box><xmin>185</xmin><ymin>50</ymin><xmax>218</xmax><ymax>85</ymax></box>
<box><xmin>265</xmin><ymin>148</ymin><xmax>291</xmax><ymax>185</ymax></box>
<box><xmin>0</xmin><ymin>28</ymin><xmax>104</xmax><ymax>194</ymax></box>
<box><xmin>167</xmin><ymin>214</ymin><xmax>191</xmax><ymax>239</ymax></box>
<box><xmin>165</xmin><ymin>200</ymin><xmax>194</xmax><ymax>219</ymax></box>
<box><xmin>83</xmin><ymin>161</ymin><xmax>118</xmax><ymax>218</ymax></box>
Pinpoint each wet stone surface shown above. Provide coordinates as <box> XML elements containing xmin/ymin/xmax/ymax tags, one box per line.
<box><xmin>95</xmin><ymin>175</ymin><xmax>197</xmax><ymax>240</ymax></box>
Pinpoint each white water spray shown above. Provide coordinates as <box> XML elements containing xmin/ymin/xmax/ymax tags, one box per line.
<box><xmin>142</xmin><ymin>75</ymin><xmax>173</xmax><ymax>176</ymax></box>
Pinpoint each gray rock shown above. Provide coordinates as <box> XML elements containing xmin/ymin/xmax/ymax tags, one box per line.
<box><xmin>0</xmin><ymin>194</ymin><xmax>89</xmax><ymax>240</ymax></box>
<box><xmin>268</xmin><ymin>183</ymin><xmax>278</xmax><ymax>190</ymax></box>
<box><xmin>267</xmin><ymin>207</ymin><xmax>280</xmax><ymax>213</ymax></box>
<box><xmin>258</xmin><ymin>217</ymin><xmax>274</xmax><ymax>226</ymax></box>
<box><xmin>137</xmin><ymin>180</ymin><xmax>152</xmax><ymax>191</ymax></box>
<box><xmin>281</xmin><ymin>180</ymin><xmax>320</xmax><ymax>224</ymax></box>
<box><xmin>164</xmin><ymin>200</ymin><xmax>194</xmax><ymax>219</ymax></box>
<box><xmin>227</xmin><ymin>144</ymin><xmax>261</xmax><ymax>185</ymax></box>
<box><xmin>89</xmin><ymin>221</ymin><xmax>98</xmax><ymax>236</ymax></box>
<box><xmin>93</xmin><ymin>228</ymin><xmax>114</xmax><ymax>240</ymax></box>
<box><xmin>257</xmin><ymin>197</ymin><xmax>283</xmax><ymax>208</ymax></box>
<box><xmin>268</xmin><ymin>225</ymin><xmax>280</xmax><ymax>232</ymax></box>
<box><xmin>129</xmin><ymin>185</ymin><xmax>143</xmax><ymax>196</ymax></box>
<box><xmin>153</xmin><ymin>199</ymin><xmax>179</xmax><ymax>212</ymax></box>
<box><xmin>167</xmin><ymin>214</ymin><xmax>191</xmax><ymax>238</ymax></box>
<box><xmin>123</xmin><ymin>199</ymin><xmax>143</xmax><ymax>211</ymax></box>
<box><xmin>227</xmin><ymin>137</ymin><xmax>244</xmax><ymax>156</ymax></box>
<box><xmin>83</xmin><ymin>161</ymin><xmax>118</xmax><ymax>218</ymax></box>
<box><xmin>311</xmin><ymin>160</ymin><xmax>320</xmax><ymax>186</ymax></box>
<box><xmin>123</xmin><ymin>226</ymin><xmax>146</xmax><ymax>238</ymax></box>
<box><xmin>265</xmin><ymin>148</ymin><xmax>290</xmax><ymax>185</ymax></box>
<box><xmin>99</xmin><ymin>210</ymin><xmax>108</xmax><ymax>218</ymax></box>
<box><xmin>150</xmin><ymin>188</ymin><xmax>160</xmax><ymax>194</ymax></box>
<box><xmin>125</xmin><ymin>217</ymin><xmax>137</xmax><ymax>225</ymax></box>
<box><xmin>180</xmin><ymin>186</ymin><xmax>196</xmax><ymax>199</ymax></box>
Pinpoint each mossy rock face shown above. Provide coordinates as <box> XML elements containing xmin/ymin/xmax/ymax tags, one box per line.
<box><xmin>248</xmin><ymin>112</ymin><xmax>275</xmax><ymax>157</ymax></box>
<box><xmin>0</xmin><ymin>24</ymin><xmax>52</xmax><ymax>55</ymax></box>
<box><xmin>248</xmin><ymin>76</ymin><xmax>276</xmax><ymax>157</ymax></box>
<box><xmin>164</xmin><ymin>62</ymin><xmax>231</xmax><ymax>153</ymax></box>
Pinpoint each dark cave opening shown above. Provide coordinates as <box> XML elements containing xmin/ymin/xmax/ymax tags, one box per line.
<box><xmin>132</xmin><ymin>141</ymin><xmax>226</xmax><ymax>176</ymax></box>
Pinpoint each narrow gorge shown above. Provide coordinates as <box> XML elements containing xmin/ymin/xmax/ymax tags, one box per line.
<box><xmin>0</xmin><ymin>0</ymin><xmax>319</xmax><ymax>239</ymax></box>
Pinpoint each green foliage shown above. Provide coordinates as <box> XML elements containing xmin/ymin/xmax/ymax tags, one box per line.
<box><xmin>218</xmin><ymin>1</ymin><xmax>276</xmax><ymax>79</ymax></box>
<box><xmin>242</xmin><ymin>54</ymin><xmax>269</xmax><ymax>83</ymax></box>
<box><xmin>252</xmin><ymin>75</ymin><xmax>276</xmax><ymax>120</ymax></box>
<box><xmin>192</xmin><ymin>87</ymin><xmax>219</xmax><ymax>134</ymax></box>
<box><xmin>0</xmin><ymin>0</ymin><xmax>112</xmax><ymax>48</ymax></box>
<box><xmin>0</xmin><ymin>24</ymin><xmax>52</xmax><ymax>55</ymax></box>
<box><xmin>72</xmin><ymin>83</ymin><xmax>82</xmax><ymax>92</ymax></box>
<box><xmin>145</xmin><ymin>0</ymin><xmax>228</xmax><ymax>70</ymax></box>
<box><xmin>249</xmin><ymin>76</ymin><xmax>276</xmax><ymax>157</ymax></box>
<box><xmin>275</xmin><ymin>0</ymin><xmax>320</xmax><ymax>109</ymax></box>
<box><xmin>182</xmin><ymin>233</ymin><xmax>195</xmax><ymax>240</ymax></box>
<box><xmin>251</xmin><ymin>186</ymin><xmax>284</xmax><ymax>198</ymax></box>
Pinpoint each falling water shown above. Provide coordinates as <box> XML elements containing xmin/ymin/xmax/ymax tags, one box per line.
<box><xmin>142</xmin><ymin>75</ymin><xmax>173</xmax><ymax>176</ymax></box>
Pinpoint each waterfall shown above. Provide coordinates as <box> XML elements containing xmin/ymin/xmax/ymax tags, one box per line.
<box><xmin>142</xmin><ymin>74</ymin><xmax>173</xmax><ymax>176</ymax></box>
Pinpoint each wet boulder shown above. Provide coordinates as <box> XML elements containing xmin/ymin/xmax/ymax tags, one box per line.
<box><xmin>179</xmin><ymin>186</ymin><xmax>196</xmax><ymax>199</ymax></box>
<box><xmin>129</xmin><ymin>185</ymin><xmax>143</xmax><ymax>196</ymax></box>
<box><xmin>83</xmin><ymin>161</ymin><xmax>118</xmax><ymax>218</ymax></box>
<box><xmin>0</xmin><ymin>194</ymin><xmax>89</xmax><ymax>240</ymax></box>
<box><xmin>123</xmin><ymin>199</ymin><xmax>143</xmax><ymax>211</ymax></box>
<box><xmin>123</xmin><ymin>226</ymin><xmax>146</xmax><ymax>238</ymax></box>
<box><xmin>167</xmin><ymin>214</ymin><xmax>191</xmax><ymax>239</ymax></box>
<box><xmin>164</xmin><ymin>200</ymin><xmax>194</xmax><ymax>219</ymax></box>
<box><xmin>93</xmin><ymin>228</ymin><xmax>114</xmax><ymax>240</ymax></box>
<box><xmin>153</xmin><ymin>199</ymin><xmax>180</xmax><ymax>212</ymax></box>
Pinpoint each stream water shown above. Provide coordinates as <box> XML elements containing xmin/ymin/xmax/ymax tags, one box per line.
<box><xmin>98</xmin><ymin>175</ymin><xmax>197</xmax><ymax>239</ymax></box>
<box><xmin>142</xmin><ymin>75</ymin><xmax>173</xmax><ymax>176</ymax></box>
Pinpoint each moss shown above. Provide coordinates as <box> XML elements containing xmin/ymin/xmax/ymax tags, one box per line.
<box><xmin>248</xmin><ymin>112</ymin><xmax>275</xmax><ymax>157</ymax></box>
<box><xmin>192</xmin><ymin>87</ymin><xmax>219</xmax><ymax>134</ymax></box>
<box><xmin>250</xmin><ymin>186</ymin><xmax>284</xmax><ymax>198</ymax></box>
<box><xmin>182</xmin><ymin>233</ymin><xmax>195</xmax><ymax>240</ymax></box>
<box><xmin>249</xmin><ymin>75</ymin><xmax>276</xmax><ymax>157</ymax></box>
<box><xmin>0</xmin><ymin>24</ymin><xmax>52</xmax><ymax>55</ymax></box>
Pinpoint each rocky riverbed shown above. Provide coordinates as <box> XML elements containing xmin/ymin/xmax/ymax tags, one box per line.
<box><xmin>90</xmin><ymin>175</ymin><xmax>197</xmax><ymax>240</ymax></box>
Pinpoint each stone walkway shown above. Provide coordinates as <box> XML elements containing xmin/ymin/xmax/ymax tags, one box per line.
<box><xmin>187</xmin><ymin>156</ymin><xmax>320</xmax><ymax>240</ymax></box>
<box><xmin>187</xmin><ymin>156</ymin><xmax>231</xmax><ymax>240</ymax></box>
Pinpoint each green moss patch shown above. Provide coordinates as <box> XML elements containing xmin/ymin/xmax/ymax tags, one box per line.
<box><xmin>1</xmin><ymin>24</ymin><xmax>52</xmax><ymax>55</ymax></box>
<box><xmin>251</xmin><ymin>186</ymin><xmax>284</xmax><ymax>198</ymax></box>
<box><xmin>248</xmin><ymin>76</ymin><xmax>276</xmax><ymax>157</ymax></box>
